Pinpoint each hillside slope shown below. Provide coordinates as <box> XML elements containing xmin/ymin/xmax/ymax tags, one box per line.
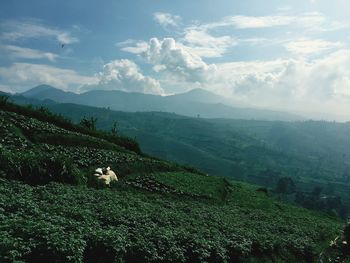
<box><xmin>32</xmin><ymin>102</ymin><xmax>350</xmax><ymax>181</ymax></box>
<box><xmin>20</xmin><ymin>101</ymin><xmax>350</xmax><ymax>218</ymax></box>
<box><xmin>5</xmin><ymin>94</ymin><xmax>350</xmax><ymax>216</ymax></box>
<box><xmin>0</xmin><ymin>98</ymin><xmax>344</xmax><ymax>262</ymax></box>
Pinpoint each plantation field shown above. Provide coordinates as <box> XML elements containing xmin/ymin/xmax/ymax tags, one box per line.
<box><xmin>0</xmin><ymin>177</ymin><xmax>343</xmax><ymax>263</ymax></box>
<box><xmin>0</xmin><ymin>101</ymin><xmax>346</xmax><ymax>262</ymax></box>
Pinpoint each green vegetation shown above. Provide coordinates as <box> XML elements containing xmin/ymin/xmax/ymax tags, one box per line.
<box><xmin>29</xmin><ymin>101</ymin><xmax>350</xmax><ymax>218</ymax></box>
<box><xmin>0</xmin><ymin>178</ymin><xmax>343</xmax><ymax>263</ymax></box>
<box><xmin>0</xmin><ymin>96</ymin><xmax>141</xmax><ymax>153</ymax></box>
<box><xmin>0</xmin><ymin>100</ymin><xmax>346</xmax><ymax>262</ymax></box>
<box><xmin>151</xmin><ymin>172</ymin><xmax>230</xmax><ymax>201</ymax></box>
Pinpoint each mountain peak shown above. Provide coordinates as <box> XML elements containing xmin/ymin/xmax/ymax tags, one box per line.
<box><xmin>22</xmin><ymin>85</ymin><xmax>60</xmax><ymax>97</ymax></box>
<box><xmin>168</xmin><ymin>88</ymin><xmax>224</xmax><ymax>104</ymax></box>
<box><xmin>21</xmin><ymin>85</ymin><xmax>79</xmax><ymax>103</ymax></box>
<box><xmin>184</xmin><ymin>88</ymin><xmax>214</xmax><ymax>95</ymax></box>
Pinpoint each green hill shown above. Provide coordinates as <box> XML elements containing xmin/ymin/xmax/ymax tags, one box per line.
<box><xmin>5</xmin><ymin>94</ymin><xmax>350</xmax><ymax>218</ymax></box>
<box><xmin>44</xmin><ymin>104</ymin><xmax>350</xmax><ymax>212</ymax></box>
<box><xmin>0</xmin><ymin>97</ymin><xmax>345</xmax><ymax>262</ymax></box>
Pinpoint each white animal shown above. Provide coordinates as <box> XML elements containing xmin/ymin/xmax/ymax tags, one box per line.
<box><xmin>93</xmin><ymin>167</ymin><xmax>118</xmax><ymax>186</ymax></box>
<box><xmin>94</xmin><ymin>168</ymin><xmax>103</xmax><ymax>176</ymax></box>
<box><xmin>106</xmin><ymin>167</ymin><xmax>118</xmax><ymax>182</ymax></box>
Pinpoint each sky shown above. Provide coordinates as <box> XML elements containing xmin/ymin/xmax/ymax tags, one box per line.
<box><xmin>1</xmin><ymin>0</ymin><xmax>350</xmax><ymax>119</ymax></box>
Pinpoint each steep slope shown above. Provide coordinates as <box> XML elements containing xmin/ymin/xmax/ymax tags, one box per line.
<box><xmin>17</xmin><ymin>100</ymin><xmax>350</xmax><ymax>218</ymax></box>
<box><xmin>21</xmin><ymin>85</ymin><xmax>303</xmax><ymax>121</ymax></box>
<box><xmin>6</xmin><ymin>94</ymin><xmax>350</xmax><ymax>207</ymax></box>
<box><xmin>0</xmin><ymin>98</ymin><xmax>344</xmax><ymax>263</ymax></box>
<box><xmin>31</xmin><ymin>101</ymin><xmax>350</xmax><ymax>181</ymax></box>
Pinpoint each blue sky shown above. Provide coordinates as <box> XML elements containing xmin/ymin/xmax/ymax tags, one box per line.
<box><xmin>1</xmin><ymin>0</ymin><xmax>350</xmax><ymax>118</ymax></box>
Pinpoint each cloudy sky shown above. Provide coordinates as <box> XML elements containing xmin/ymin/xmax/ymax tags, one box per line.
<box><xmin>1</xmin><ymin>0</ymin><xmax>350</xmax><ymax>118</ymax></box>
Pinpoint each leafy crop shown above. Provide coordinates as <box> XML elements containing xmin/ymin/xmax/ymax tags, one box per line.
<box><xmin>0</xmin><ymin>103</ymin><xmax>344</xmax><ymax>262</ymax></box>
<box><xmin>0</xmin><ymin>178</ymin><xmax>342</xmax><ymax>263</ymax></box>
<box><xmin>0</xmin><ymin>97</ymin><xmax>140</xmax><ymax>153</ymax></box>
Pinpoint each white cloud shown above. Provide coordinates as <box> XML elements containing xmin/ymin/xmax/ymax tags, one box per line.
<box><xmin>121</xmin><ymin>42</ymin><xmax>148</xmax><ymax>54</ymax></box>
<box><xmin>142</xmin><ymin>38</ymin><xmax>216</xmax><ymax>83</ymax></box>
<box><xmin>115</xmin><ymin>39</ymin><xmax>136</xmax><ymax>47</ymax></box>
<box><xmin>285</xmin><ymin>39</ymin><xmax>343</xmax><ymax>56</ymax></box>
<box><xmin>0</xmin><ymin>63</ymin><xmax>97</xmax><ymax>93</ymax></box>
<box><xmin>229</xmin><ymin>15</ymin><xmax>295</xmax><ymax>29</ymax></box>
<box><xmin>120</xmin><ymin>31</ymin><xmax>235</xmax><ymax>58</ymax></box>
<box><xmin>84</xmin><ymin>59</ymin><xmax>163</xmax><ymax>95</ymax></box>
<box><xmin>193</xmin><ymin>12</ymin><xmax>346</xmax><ymax>32</ymax></box>
<box><xmin>116</xmin><ymin>39</ymin><xmax>148</xmax><ymax>54</ymax></box>
<box><xmin>208</xmin><ymin>49</ymin><xmax>350</xmax><ymax>117</ymax></box>
<box><xmin>1</xmin><ymin>19</ymin><xmax>79</xmax><ymax>44</ymax></box>
<box><xmin>1</xmin><ymin>45</ymin><xmax>59</xmax><ymax>62</ymax></box>
<box><xmin>153</xmin><ymin>12</ymin><xmax>181</xmax><ymax>28</ymax></box>
<box><xmin>182</xmin><ymin>29</ymin><xmax>236</xmax><ymax>58</ymax></box>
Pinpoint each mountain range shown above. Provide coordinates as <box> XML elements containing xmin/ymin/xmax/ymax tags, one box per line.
<box><xmin>20</xmin><ymin>85</ymin><xmax>303</xmax><ymax>121</ymax></box>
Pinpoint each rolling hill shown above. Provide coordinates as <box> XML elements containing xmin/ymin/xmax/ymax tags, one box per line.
<box><xmin>0</xmin><ymin>96</ymin><xmax>346</xmax><ymax>262</ymax></box>
<box><xmin>4</xmin><ymin>93</ymin><xmax>350</xmax><ymax>218</ymax></box>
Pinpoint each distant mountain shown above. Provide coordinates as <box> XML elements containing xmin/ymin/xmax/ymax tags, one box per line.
<box><xmin>168</xmin><ymin>88</ymin><xmax>225</xmax><ymax>104</ymax></box>
<box><xmin>21</xmin><ymin>85</ymin><xmax>79</xmax><ymax>102</ymax></box>
<box><xmin>21</xmin><ymin>85</ymin><xmax>304</xmax><ymax>121</ymax></box>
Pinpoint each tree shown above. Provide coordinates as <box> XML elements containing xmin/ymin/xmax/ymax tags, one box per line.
<box><xmin>80</xmin><ymin>116</ymin><xmax>97</xmax><ymax>131</ymax></box>
<box><xmin>0</xmin><ymin>95</ymin><xmax>9</xmax><ymax>105</ymax></box>
<box><xmin>311</xmin><ymin>186</ymin><xmax>322</xmax><ymax>198</ymax></box>
<box><xmin>275</xmin><ymin>177</ymin><xmax>296</xmax><ymax>194</ymax></box>
<box><xmin>110</xmin><ymin>121</ymin><xmax>118</xmax><ymax>136</ymax></box>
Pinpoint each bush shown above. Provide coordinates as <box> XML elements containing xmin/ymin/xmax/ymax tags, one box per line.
<box><xmin>0</xmin><ymin>98</ymin><xmax>141</xmax><ymax>153</ymax></box>
<box><xmin>30</xmin><ymin>134</ymin><xmax>124</xmax><ymax>152</ymax></box>
<box><xmin>0</xmin><ymin>148</ymin><xmax>86</xmax><ymax>185</ymax></box>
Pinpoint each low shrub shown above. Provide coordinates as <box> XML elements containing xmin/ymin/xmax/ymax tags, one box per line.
<box><xmin>0</xmin><ymin>97</ymin><xmax>141</xmax><ymax>153</ymax></box>
<box><xmin>0</xmin><ymin>148</ymin><xmax>86</xmax><ymax>185</ymax></box>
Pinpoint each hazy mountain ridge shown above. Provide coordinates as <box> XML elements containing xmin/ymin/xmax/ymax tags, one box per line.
<box><xmin>21</xmin><ymin>85</ymin><xmax>304</xmax><ymax>121</ymax></box>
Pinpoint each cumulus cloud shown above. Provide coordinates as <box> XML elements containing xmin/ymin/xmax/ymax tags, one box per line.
<box><xmin>1</xmin><ymin>19</ymin><xmax>79</xmax><ymax>44</ymax></box>
<box><xmin>83</xmin><ymin>59</ymin><xmax>163</xmax><ymax>94</ymax></box>
<box><xmin>210</xmin><ymin>49</ymin><xmax>350</xmax><ymax>116</ymax></box>
<box><xmin>0</xmin><ymin>63</ymin><xmax>97</xmax><ymax>93</ymax></box>
<box><xmin>141</xmin><ymin>38</ymin><xmax>216</xmax><ymax>83</ymax></box>
<box><xmin>285</xmin><ymin>39</ymin><xmax>343</xmax><ymax>56</ymax></box>
<box><xmin>153</xmin><ymin>12</ymin><xmax>181</xmax><ymax>28</ymax></box>
<box><xmin>1</xmin><ymin>45</ymin><xmax>59</xmax><ymax>62</ymax></box>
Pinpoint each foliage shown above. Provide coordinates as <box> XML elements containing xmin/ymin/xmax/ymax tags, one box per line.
<box><xmin>0</xmin><ymin>97</ymin><xmax>141</xmax><ymax>153</ymax></box>
<box><xmin>0</xmin><ymin>98</ymin><xmax>345</xmax><ymax>262</ymax></box>
<box><xmin>34</xmin><ymin>102</ymin><xmax>350</xmax><ymax>218</ymax></box>
<box><xmin>0</xmin><ymin>148</ymin><xmax>85</xmax><ymax>185</ymax></box>
<box><xmin>151</xmin><ymin>172</ymin><xmax>230</xmax><ymax>201</ymax></box>
<box><xmin>110</xmin><ymin>121</ymin><xmax>118</xmax><ymax>136</ymax></box>
<box><xmin>275</xmin><ymin>177</ymin><xmax>296</xmax><ymax>194</ymax></box>
<box><xmin>0</xmin><ymin>178</ymin><xmax>343</xmax><ymax>263</ymax></box>
<box><xmin>80</xmin><ymin>116</ymin><xmax>98</xmax><ymax>131</ymax></box>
